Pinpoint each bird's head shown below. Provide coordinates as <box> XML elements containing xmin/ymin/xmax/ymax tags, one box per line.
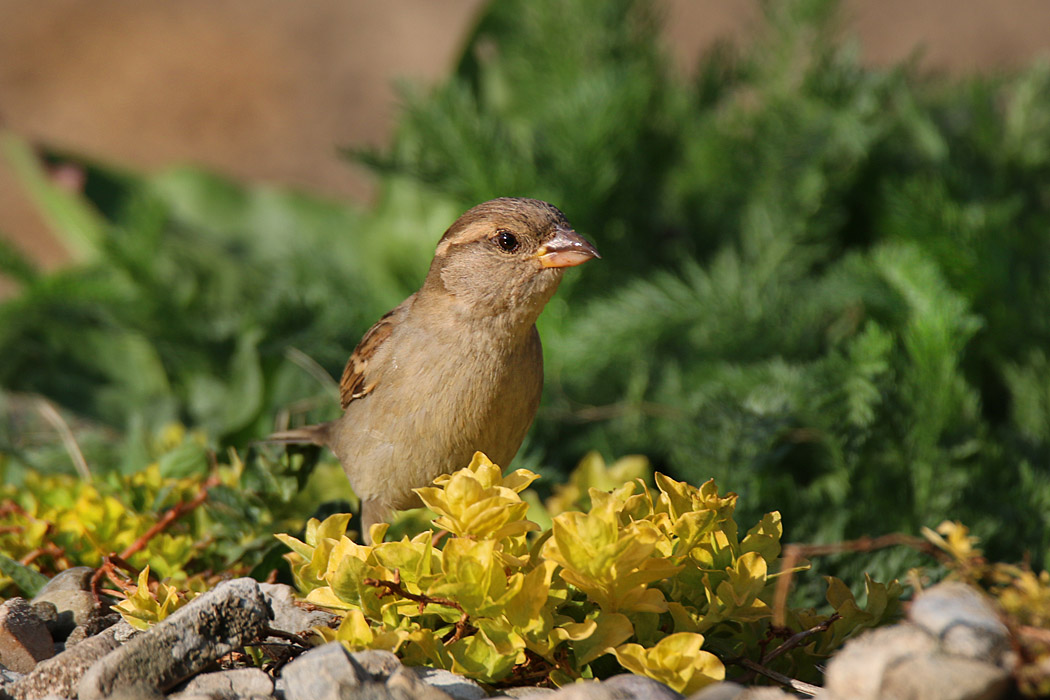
<box><xmin>422</xmin><ymin>198</ymin><xmax>600</xmax><ymax>323</ymax></box>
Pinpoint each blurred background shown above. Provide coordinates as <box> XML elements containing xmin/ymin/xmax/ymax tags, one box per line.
<box><xmin>2</xmin><ymin>0</ymin><xmax>1050</xmax><ymax>592</ymax></box>
<box><xmin>3</xmin><ymin>0</ymin><xmax>1049</xmax><ymax>268</ymax></box>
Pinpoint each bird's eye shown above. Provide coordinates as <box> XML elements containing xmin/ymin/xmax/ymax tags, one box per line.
<box><xmin>492</xmin><ymin>229</ymin><xmax>520</xmax><ymax>253</ymax></box>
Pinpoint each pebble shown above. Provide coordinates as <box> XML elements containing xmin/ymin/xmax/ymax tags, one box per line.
<box><xmin>686</xmin><ymin>682</ymin><xmax>745</xmax><ymax>700</ymax></box>
<box><xmin>279</xmin><ymin>642</ymin><xmax>368</xmax><ymax>700</ymax></box>
<box><xmin>350</xmin><ymin>649</ymin><xmax>405</xmax><ymax>680</ymax></box>
<box><xmin>0</xmin><ymin>598</ymin><xmax>55</xmax><ymax>673</ymax></box>
<box><xmin>822</xmin><ymin>622</ymin><xmax>938</xmax><ymax>700</ymax></box>
<box><xmin>258</xmin><ymin>582</ymin><xmax>338</xmax><ymax>638</ymax></box>
<box><xmin>0</xmin><ymin>572</ymin><xmax>1019</xmax><ymax>700</ymax></box>
<box><xmin>603</xmin><ymin>673</ymin><xmax>683</xmax><ymax>699</ymax></box>
<box><xmin>169</xmin><ymin>667</ymin><xmax>274</xmax><ymax>699</ymax></box>
<box><xmin>6</xmin><ymin>621</ymin><xmax>134</xmax><ymax>700</ymax></box>
<box><xmin>493</xmin><ymin>688</ymin><xmax>556</xmax><ymax>698</ymax></box>
<box><xmin>879</xmin><ymin>653</ymin><xmax>1010</xmax><ymax>700</ymax></box>
<box><xmin>387</xmin><ymin>666</ymin><xmax>454</xmax><ymax>700</ymax></box>
<box><xmin>908</xmin><ymin>581</ymin><xmax>1010</xmax><ymax>665</ymax></box>
<box><xmin>29</xmin><ymin>567</ymin><xmax>100</xmax><ymax>642</ymax></box>
<box><xmin>77</xmin><ymin>578</ymin><xmax>270</xmax><ymax>700</ymax></box>
<box><xmin>412</xmin><ymin>667</ymin><xmax>486</xmax><ymax>700</ymax></box>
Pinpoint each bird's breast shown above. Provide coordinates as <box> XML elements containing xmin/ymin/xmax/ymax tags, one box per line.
<box><xmin>333</xmin><ymin>322</ymin><xmax>543</xmax><ymax>506</ymax></box>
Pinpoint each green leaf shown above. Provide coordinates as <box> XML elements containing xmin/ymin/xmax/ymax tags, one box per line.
<box><xmin>0</xmin><ymin>554</ymin><xmax>49</xmax><ymax>597</ymax></box>
<box><xmin>1</xmin><ymin>131</ymin><xmax>106</xmax><ymax>262</ymax></box>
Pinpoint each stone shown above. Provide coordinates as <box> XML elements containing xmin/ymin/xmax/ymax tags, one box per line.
<box><xmin>822</xmin><ymin>623</ymin><xmax>938</xmax><ymax>700</ymax></box>
<box><xmin>349</xmin><ymin>649</ymin><xmax>403</xmax><ymax>680</ymax></box>
<box><xmin>493</xmin><ymin>687</ymin><xmax>556</xmax><ymax>698</ymax></box>
<box><xmin>6</xmin><ymin>621</ymin><xmax>134</xmax><ymax>700</ymax></box>
<box><xmin>0</xmin><ymin>598</ymin><xmax>54</xmax><ymax>673</ymax></box>
<box><xmin>544</xmin><ymin>679</ymin><xmax>641</xmax><ymax>699</ymax></box>
<box><xmin>879</xmin><ymin>653</ymin><xmax>1011</xmax><ymax>700</ymax></box>
<box><xmin>603</xmin><ymin>674</ymin><xmax>683</xmax><ymax>699</ymax></box>
<box><xmin>385</xmin><ymin>666</ymin><xmax>453</xmax><ymax>700</ymax></box>
<box><xmin>77</xmin><ymin>578</ymin><xmax>270</xmax><ymax>700</ymax></box>
<box><xmin>908</xmin><ymin>582</ymin><xmax>1010</xmax><ymax>665</ymax></box>
<box><xmin>412</xmin><ymin>667</ymin><xmax>485</xmax><ymax>700</ymax></box>
<box><xmin>685</xmin><ymin>682</ymin><xmax>745</xmax><ymax>700</ymax></box>
<box><xmin>29</xmin><ymin>568</ymin><xmax>99</xmax><ymax>642</ymax></box>
<box><xmin>345</xmin><ymin>684</ymin><xmax>416</xmax><ymax>699</ymax></box>
<box><xmin>0</xmin><ymin>666</ymin><xmax>24</xmax><ymax>685</ymax></box>
<box><xmin>258</xmin><ymin>583</ymin><xmax>338</xmax><ymax>639</ymax></box>
<box><xmin>737</xmin><ymin>689</ymin><xmax>796</xmax><ymax>700</ymax></box>
<box><xmin>169</xmin><ymin>667</ymin><xmax>274</xmax><ymax>699</ymax></box>
<box><xmin>279</xmin><ymin>642</ymin><xmax>368</xmax><ymax>700</ymax></box>
<box><xmin>26</xmin><ymin>604</ymin><xmax>58</xmax><ymax>643</ymax></box>
<box><xmin>63</xmin><ymin>612</ymin><xmax>121</xmax><ymax>648</ymax></box>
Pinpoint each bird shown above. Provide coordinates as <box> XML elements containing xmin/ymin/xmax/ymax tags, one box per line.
<box><xmin>269</xmin><ymin>197</ymin><xmax>599</xmax><ymax>541</ymax></box>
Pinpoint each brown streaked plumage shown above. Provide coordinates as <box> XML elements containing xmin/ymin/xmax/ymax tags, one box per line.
<box><xmin>269</xmin><ymin>198</ymin><xmax>598</xmax><ymax>541</ymax></box>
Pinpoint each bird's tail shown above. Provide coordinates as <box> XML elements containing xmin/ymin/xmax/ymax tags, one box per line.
<box><xmin>265</xmin><ymin>422</ymin><xmax>332</xmax><ymax>446</ymax></box>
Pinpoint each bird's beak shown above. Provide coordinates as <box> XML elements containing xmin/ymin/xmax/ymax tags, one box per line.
<box><xmin>534</xmin><ymin>226</ymin><xmax>601</xmax><ymax>268</ymax></box>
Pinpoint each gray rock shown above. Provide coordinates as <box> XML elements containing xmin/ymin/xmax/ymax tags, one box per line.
<box><xmin>411</xmin><ymin>667</ymin><xmax>484</xmax><ymax>700</ymax></box>
<box><xmin>349</xmin><ymin>650</ymin><xmax>403</xmax><ymax>680</ymax></box>
<box><xmin>26</xmin><ymin>604</ymin><xmax>58</xmax><ymax>643</ymax></box>
<box><xmin>30</xmin><ymin>568</ymin><xmax>99</xmax><ymax>642</ymax></box>
<box><xmin>544</xmin><ymin>679</ymin><xmax>638</xmax><ymax>699</ymax></box>
<box><xmin>0</xmin><ymin>598</ymin><xmax>54</xmax><ymax>673</ymax></box>
<box><xmin>492</xmin><ymin>687</ymin><xmax>556</xmax><ymax>698</ymax></box>
<box><xmin>344</xmin><ymin>684</ymin><xmax>416</xmax><ymax>699</ymax></box>
<box><xmin>104</xmin><ymin>685</ymin><xmax>164</xmax><ymax>700</ymax></box>
<box><xmin>77</xmin><ymin>578</ymin><xmax>269</xmax><ymax>700</ymax></box>
<box><xmin>258</xmin><ymin>583</ymin><xmax>338</xmax><ymax>639</ymax></box>
<box><xmin>385</xmin><ymin>666</ymin><xmax>453</xmax><ymax>700</ymax></box>
<box><xmin>603</xmin><ymin>674</ymin><xmax>683</xmax><ymax>699</ymax></box>
<box><xmin>6</xmin><ymin>621</ymin><xmax>134</xmax><ymax>700</ymax></box>
<box><xmin>908</xmin><ymin>582</ymin><xmax>1010</xmax><ymax>665</ymax></box>
<box><xmin>169</xmin><ymin>667</ymin><xmax>274</xmax><ymax>699</ymax></box>
<box><xmin>879</xmin><ymin>653</ymin><xmax>1010</xmax><ymax>700</ymax></box>
<box><xmin>822</xmin><ymin>623</ymin><xmax>938</xmax><ymax>700</ymax></box>
<box><xmin>0</xmin><ymin>666</ymin><xmax>25</xmax><ymax>685</ymax></box>
<box><xmin>737</xmin><ymin>689</ymin><xmax>796</xmax><ymax>700</ymax></box>
<box><xmin>686</xmin><ymin>683</ymin><xmax>745</xmax><ymax>700</ymax></box>
<box><xmin>279</xmin><ymin>642</ymin><xmax>367</xmax><ymax>700</ymax></box>
<box><xmin>63</xmin><ymin>612</ymin><xmax>121</xmax><ymax>648</ymax></box>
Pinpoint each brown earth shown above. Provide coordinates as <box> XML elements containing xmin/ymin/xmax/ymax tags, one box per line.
<box><xmin>0</xmin><ymin>0</ymin><xmax>1048</xmax><ymax>285</ymax></box>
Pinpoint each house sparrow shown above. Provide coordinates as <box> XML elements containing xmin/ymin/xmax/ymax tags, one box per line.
<box><xmin>270</xmin><ymin>197</ymin><xmax>598</xmax><ymax>540</ymax></box>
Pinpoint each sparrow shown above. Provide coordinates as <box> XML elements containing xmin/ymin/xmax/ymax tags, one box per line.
<box><xmin>270</xmin><ymin>198</ymin><xmax>599</xmax><ymax>540</ymax></box>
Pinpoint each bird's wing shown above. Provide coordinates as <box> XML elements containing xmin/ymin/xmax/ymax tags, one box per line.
<box><xmin>339</xmin><ymin>296</ymin><xmax>413</xmax><ymax>409</ymax></box>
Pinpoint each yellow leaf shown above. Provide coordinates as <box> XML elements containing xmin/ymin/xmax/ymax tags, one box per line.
<box><xmin>613</xmin><ymin>632</ymin><xmax>724</xmax><ymax>694</ymax></box>
<box><xmin>573</xmin><ymin>613</ymin><xmax>634</xmax><ymax>666</ymax></box>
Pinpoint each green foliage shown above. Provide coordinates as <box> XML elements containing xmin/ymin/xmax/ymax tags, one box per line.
<box><xmin>279</xmin><ymin>453</ymin><xmax>900</xmax><ymax>691</ymax></box>
<box><xmin>348</xmin><ymin>0</ymin><xmax>1050</xmax><ymax>581</ymax></box>
<box><xmin>0</xmin><ymin>422</ymin><xmax>328</xmax><ymax>597</ymax></box>
<box><xmin>0</xmin><ymin>554</ymin><xmax>48</xmax><ymax>597</ymax></box>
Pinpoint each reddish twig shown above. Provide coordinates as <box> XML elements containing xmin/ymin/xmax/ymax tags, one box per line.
<box><xmin>19</xmin><ymin>542</ymin><xmax>67</xmax><ymax>568</ymax></box>
<box><xmin>88</xmin><ymin>472</ymin><xmax>219</xmax><ymax>605</ymax></box>
<box><xmin>90</xmin><ymin>554</ymin><xmax>142</xmax><ymax>603</ymax></box>
<box><xmin>119</xmin><ymin>474</ymin><xmax>220</xmax><ymax>561</ymax></box>
<box><xmin>0</xmin><ymin>501</ymin><xmax>30</xmax><ymax>519</ymax></box>
<box><xmin>363</xmin><ymin>570</ymin><xmax>473</xmax><ymax>645</ymax></box>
